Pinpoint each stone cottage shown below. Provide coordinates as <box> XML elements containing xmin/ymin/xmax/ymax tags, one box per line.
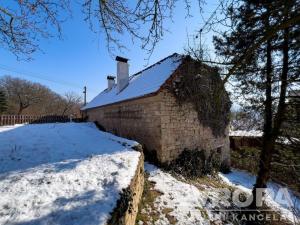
<box><xmin>82</xmin><ymin>53</ymin><xmax>231</xmax><ymax>166</ymax></box>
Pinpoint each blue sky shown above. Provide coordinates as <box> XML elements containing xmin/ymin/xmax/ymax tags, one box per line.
<box><xmin>0</xmin><ymin>1</ymin><xmax>219</xmax><ymax>101</ymax></box>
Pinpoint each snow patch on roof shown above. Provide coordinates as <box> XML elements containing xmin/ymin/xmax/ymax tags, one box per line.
<box><xmin>82</xmin><ymin>53</ymin><xmax>183</xmax><ymax>110</ymax></box>
<box><xmin>230</xmin><ymin>130</ymin><xmax>299</xmax><ymax>145</ymax></box>
<box><xmin>229</xmin><ymin>130</ymin><xmax>263</xmax><ymax>137</ymax></box>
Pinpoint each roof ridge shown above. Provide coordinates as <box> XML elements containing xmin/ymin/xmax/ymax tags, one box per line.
<box><xmin>82</xmin><ymin>53</ymin><xmax>184</xmax><ymax>110</ymax></box>
<box><xmin>95</xmin><ymin>53</ymin><xmax>181</xmax><ymax>95</ymax></box>
<box><xmin>130</xmin><ymin>53</ymin><xmax>180</xmax><ymax>79</ymax></box>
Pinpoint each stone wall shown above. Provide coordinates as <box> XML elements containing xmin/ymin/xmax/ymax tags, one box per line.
<box><xmin>123</xmin><ymin>150</ymin><xmax>144</xmax><ymax>225</ymax></box>
<box><xmin>230</xmin><ymin>136</ymin><xmax>262</xmax><ymax>150</ymax></box>
<box><xmin>159</xmin><ymin>89</ymin><xmax>230</xmax><ymax>165</ymax></box>
<box><xmin>86</xmin><ymin>95</ymin><xmax>163</xmax><ymax>161</ymax></box>
<box><xmin>85</xmin><ymin>89</ymin><xmax>230</xmax><ymax>165</ymax></box>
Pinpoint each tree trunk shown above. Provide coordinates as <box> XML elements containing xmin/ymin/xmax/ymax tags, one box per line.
<box><xmin>251</xmin><ymin>6</ymin><xmax>274</xmax><ymax>207</ymax></box>
<box><xmin>18</xmin><ymin>103</ymin><xmax>29</xmax><ymax>115</ymax></box>
<box><xmin>273</xmin><ymin>26</ymin><xmax>289</xmax><ymax>135</ymax></box>
<box><xmin>252</xmin><ymin>10</ymin><xmax>290</xmax><ymax>209</ymax></box>
<box><xmin>252</xmin><ymin>37</ymin><xmax>274</xmax><ymax>194</ymax></box>
<box><xmin>18</xmin><ymin>105</ymin><xmax>24</xmax><ymax>115</ymax></box>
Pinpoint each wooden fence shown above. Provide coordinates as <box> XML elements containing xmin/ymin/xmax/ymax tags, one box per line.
<box><xmin>0</xmin><ymin>115</ymin><xmax>84</xmax><ymax>126</ymax></box>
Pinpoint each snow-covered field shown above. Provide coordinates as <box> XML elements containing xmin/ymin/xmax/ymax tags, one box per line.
<box><xmin>0</xmin><ymin>122</ymin><xmax>141</xmax><ymax>225</ymax></box>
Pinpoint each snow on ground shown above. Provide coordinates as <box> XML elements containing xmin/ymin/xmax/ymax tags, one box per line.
<box><xmin>0</xmin><ymin>122</ymin><xmax>141</xmax><ymax>225</ymax></box>
<box><xmin>219</xmin><ymin>169</ymin><xmax>300</xmax><ymax>223</ymax></box>
<box><xmin>142</xmin><ymin>163</ymin><xmax>232</xmax><ymax>225</ymax></box>
<box><xmin>142</xmin><ymin>164</ymin><xmax>300</xmax><ymax>225</ymax></box>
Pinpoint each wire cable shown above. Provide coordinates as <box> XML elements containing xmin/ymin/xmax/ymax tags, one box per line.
<box><xmin>0</xmin><ymin>64</ymin><xmax>99</xmax><ymax>94</ymax></box>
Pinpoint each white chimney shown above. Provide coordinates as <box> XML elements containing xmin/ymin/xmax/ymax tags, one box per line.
<box><xmin>107</xmin><ymin>75</ymin><xmax>115</xmax><ymax>90</ymax></box>
<box><xmin>116</xmin><ymin>56</ymin><xmax>129</xmax><ymax>92</ymax></box>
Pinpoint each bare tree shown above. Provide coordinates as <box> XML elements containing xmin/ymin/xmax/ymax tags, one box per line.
<box><xmin>1</xmin><ymin>1</ymin><xmax>199</xmax><ymax>59</ymax></box>
<box><xmin>0</xmin><ymin>76</ymin><xmax>49</xmax><ymax>114</ymax></box>
<box><xmin>59</xmin><ymin>92</ymin><xmax>82</xmax><ymax>116</ymax></box>
<box><xmin>82</xmin><ymin>0</ymin><xmax>189</xmax><ymax>55</ymax></box>
<box><xmin>0</xmin><ymin>76</ymin><xmax>82</xmax><ymax>116</ymax></box>
<box><xmin>0</xmin><ymin>0</ymin><xmax>70</xmax><ymax>59</ymax></box>
<box><xmin>231</xmin><ymin>109</ymin><xmax>263</xmax><ymax>131</ymax></box>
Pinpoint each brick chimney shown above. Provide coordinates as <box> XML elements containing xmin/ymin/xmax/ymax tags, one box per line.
<box><xmin>107</xmin><ymin>75</ymin><xmax>115</xmax><ymax>90</ymax></box>
<box><xmin>116</xmin><ymin>56</ymin><xmax>129</xmax><ymax>92</ymax></box>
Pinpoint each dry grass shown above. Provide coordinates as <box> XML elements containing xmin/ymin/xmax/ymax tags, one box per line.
<box><xmin>135</xmin><ymin>173</ymin><xmax>162</xmax><ymax>225</ymax></box>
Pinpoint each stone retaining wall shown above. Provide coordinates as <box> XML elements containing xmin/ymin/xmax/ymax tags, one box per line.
<box><xmin>108</xmin><ymin>147</ymin><xmax>144</xmax><ymax>225</ymax></box>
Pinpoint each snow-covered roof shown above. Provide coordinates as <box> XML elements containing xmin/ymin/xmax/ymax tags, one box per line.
<box><xmin>82</xmin><ymin>53</ymin><xmax>183</xmax><ymax>110</ymax></box>
<box><xmin>230</xmin><ymin>130</ymin><xmax>300</xmax><ymax>146</ymax></box>
<box><xmin>289</xmin><ymin>90</ymin><xmax>300</xmax><ymax>97</ymax></box>
<box><xmin>229</xmin><ymin>130</ymin><xmax>263</xmax><ymax>137</ymax></box>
